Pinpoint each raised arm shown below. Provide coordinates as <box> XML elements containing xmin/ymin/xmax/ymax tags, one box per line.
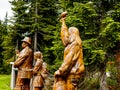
<box><xmin>60</xmin><ymin>12</ymin><xmax>69</xmax><ymax>46</ymax></box>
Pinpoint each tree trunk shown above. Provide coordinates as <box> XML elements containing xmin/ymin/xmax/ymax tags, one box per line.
<box><xmin>99</xmin><ymin>58</ymin><xmax>109</xmax><ymax>90</ymax></box>
<box><xmin>100</xmin><ymin>70</ymin><xmax>109</xmax><ymax>90</ymax></box>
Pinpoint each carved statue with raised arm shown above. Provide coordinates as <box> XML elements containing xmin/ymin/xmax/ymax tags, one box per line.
<box><xmin>53</xmin><ymin>11</ymin><xmax>85</xmax><ymax>90</ymax></box>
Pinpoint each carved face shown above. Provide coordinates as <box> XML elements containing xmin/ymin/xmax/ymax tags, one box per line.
<box><xmin>68</xmin><ymin>27</ymin><xmax>78</xmax><ymax>43</ymax></box>
<box><xmin>68</xmin><ymin>27</ymin><xmax>81</xmax><ymax>45</ymax></box>
<box><xmin>43</xmin><ymin>62</ymin><xmax>47</xmax><ymax>68</ymax></box>
<box><xmin>22</xmin><ymin>42</ymin><xmax>28</xmax><ymax>48</ymax></box>
<box><xmin>68</xmin><ymin>27</ymin><xmax>79</xmax><ymax>36</ymax></box>
<box><xmin>34</xmin><ymin>51</ymin><xmax>43</xmax><ymax>60</ymax></box>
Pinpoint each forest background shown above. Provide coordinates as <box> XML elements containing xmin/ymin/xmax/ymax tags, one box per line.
<box><xmin>0</xmin><ymin>0</ymin><xmax>120</xmax><ymax>89</ymax></box>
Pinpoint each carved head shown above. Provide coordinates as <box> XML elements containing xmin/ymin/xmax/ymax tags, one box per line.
<box><xmin>68</xmin><ymin>27</ymin><xmax>82</xmax><ymax>45</ymax></box>
<box><xmin>21</xmin><ymin>37</ymin><xmax>32</xmax><ymax>46</ymax></box>
<box><xmin>34</xmin><ymin>51</ymin><xmax>43</xmax><ymax>60</ymax></box>
<box><xmin>43</xmin><ymin>62</ymin><xmax>47</xmax><ymax>68</ymax></box>
<box><xmin>68</xmin><ymin>27</ymin><xmax>80</xmax><ymax>36</ymax></box>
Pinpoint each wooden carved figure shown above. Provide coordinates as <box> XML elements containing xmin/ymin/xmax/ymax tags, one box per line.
<box><xmin>14</xmin><ymin>37</ymin><xmax>33</xmax><ymax>90</ymax></box>
<box><xmin>53</xmin><ymin>12</ymin><xmax>85</xmax><ymax>90</ymax></box>
<box><xmin>33</xmin><ymin>51</ymin><xmax>48</xmax><ymax>90</ymax></box>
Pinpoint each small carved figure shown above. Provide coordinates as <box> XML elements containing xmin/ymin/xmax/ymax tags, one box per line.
<box><xmin>53</xmin><ymin>12</ymin><xmax>85</xmax><ymax>90</ymax></box>
<box><xmin>33</xmin><ymin>51</ymin><xmax>48</xmax><ymax>90</ymax></box>
<box><xmin>14</xmin><ymin>37</ymin><xmax>33</xmax><ymax>90</ymax></box>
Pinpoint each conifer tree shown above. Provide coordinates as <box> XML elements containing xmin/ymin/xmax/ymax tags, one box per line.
<box><xmin>0</xmin><ymin>13</ymin><xmax>13</xmax><ymax>74</ymax></box>
<box><xmin>0</xmin><ymin>20</ymin><xmax>4</xmax><ymax>73</ymax></box>
<box><xmin>10</xmin><ymin>0</ymin><xmax>32</xmax><ymax>44</ymax></box>
<box><xmin>27</xmin><ymin>0</ymin><xmax>58</xmax><ymax>64</ymax></box>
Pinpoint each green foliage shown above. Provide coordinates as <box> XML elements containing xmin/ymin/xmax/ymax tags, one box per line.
<box><xmin>109</xmin><ymin>3</ymin><xmax>120</xmax><ymax>22</ymax></box>
<box><xmin>101</xmin><ymin>22</ymin><xmax>120</xmax><ymax>48</ymax></box>
<box><xmin>83</xmin><ymin>38</ymin><xmax>106</xmax><ymax>68</ymax></box>
<box><xmin>31</xmin><ymin>0</ymin><xmax>58</xmax><ymax>68</ymax></box>
<box><xmin>1</xmin><ymin>31</ymin><xmax>15</xmax><ymax>74</ymax></box>
<box><xmin>48</xmin><ymin>24</ymin><xmax>64</xmax><ymax>73</ymax></box>
<box><xmin>0</xmin><ymin>19</ymin><xmax>13</xmax><ymax>74</ymax></box>
<box><xmin>66</xmin><ymin>2</ymin><xmax>98</xmax><ymax>37</ymax></box>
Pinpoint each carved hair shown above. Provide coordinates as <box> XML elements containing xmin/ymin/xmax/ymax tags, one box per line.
<box><xmin>68</xmin><ymin>27</ymin><xmax>82</xmax><ymax>45</ymax></box>
<box><xmin>34</xmin><ymin>51</ymin><xmax>43</xmax><ymax>59</ymax></box>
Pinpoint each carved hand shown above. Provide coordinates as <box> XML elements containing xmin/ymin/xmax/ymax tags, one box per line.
<box><xmin>59</xmin><ymin>11</ymin><xmax>67</xmax><ymax>22</ymax></box>
<box><xmin>60</xmin><ymin>11</ymin><xmax>67</xmax><ymax>18</ymax></box>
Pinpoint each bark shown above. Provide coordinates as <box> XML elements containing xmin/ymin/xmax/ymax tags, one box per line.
<box><xmin>100</xmin><ymin>70</ymin><xmax>109</xmax><ymax>90</ymax></box>
<box><xmin>100</xmin><ymin>57</ymin><xmax>109</xmax><ymax>90</ymax></box>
